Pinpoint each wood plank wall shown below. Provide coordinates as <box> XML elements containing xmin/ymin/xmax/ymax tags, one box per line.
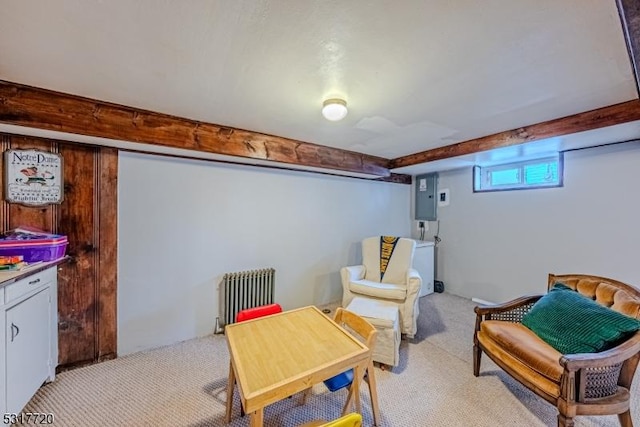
<box><xmin>0</xmin><ymin>132</ymin><xmax>117</xmax><ymax>368</ymax></box>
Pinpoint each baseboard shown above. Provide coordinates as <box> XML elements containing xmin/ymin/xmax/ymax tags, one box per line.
<box><xmin>471</xmin><ymin>297</ymin><xmax>495</xmax><ymax>306</ymax></box>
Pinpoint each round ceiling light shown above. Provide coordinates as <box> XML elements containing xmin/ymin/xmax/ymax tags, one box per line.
<box><xmin>322</xmin><ymin>98</ymin><xmax>348</xmax><ymax>121</ymax></box>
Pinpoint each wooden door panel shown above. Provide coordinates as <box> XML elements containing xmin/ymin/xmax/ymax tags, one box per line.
<box><xmin>96</xmin><ymin>148</ymin><xmax>117</xmax><ymax>360</ymax></box>
<box><xmin>57</xmin><ymin>143</ymin><xmax>97</xmax><ymax>365</ymax></box>
<box><xmin>0</xmin><ymin>133</ymin><xmax>117</xmax><ymax>368</ymax></box>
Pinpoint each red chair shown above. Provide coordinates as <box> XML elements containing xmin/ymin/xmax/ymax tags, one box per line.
<box><xmin>236</xmin><ymin>303</ymin><xmax>283</xmax><ymax>322</ymax></box>
<box><xmin>228</xmin><ymin>303</ymin><xmax>283</xmax><ymax>418</ymax></box>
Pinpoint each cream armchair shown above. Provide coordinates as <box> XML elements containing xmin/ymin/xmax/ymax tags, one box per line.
<box><xmin>341</xmin><ymin>236</ymin><xmax>421</xmax><ymax>338</ymax></box>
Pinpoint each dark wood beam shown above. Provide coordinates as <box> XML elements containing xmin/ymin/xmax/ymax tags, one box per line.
<box><xmin>110</xmin><ymin>144</ymin><xmax>413</xmax><ymax>184</ymax></box>
<box><xmin>0</xmin><ymin>80</ymin><xmax>396</xmax><ymax>178</ymax></box>
<box><xmin>391</xmin><ymin>99</ymin><xmax>640</xmax><ymax>168</ymax></box>
<box><xmin>375</xmin><ymin>173</ymin><xmax>412</xmax><ymax>184</ymax></box>
<box><xmin>617</xmin><ymin>0</ymin><xmax>640</xmax><ymax>95</ymax></box>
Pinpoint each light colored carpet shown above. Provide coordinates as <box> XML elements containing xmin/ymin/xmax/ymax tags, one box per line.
<box><xmin>25</xmin><ymin>293</ymin><xmax>639</xmax><ymax>426</ymax></box>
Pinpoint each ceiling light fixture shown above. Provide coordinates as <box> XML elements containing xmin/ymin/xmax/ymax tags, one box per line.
<box><xmin>322</xmin><ymin>98</ymin><xmax>348</xmax><ymax>121</ymax></box>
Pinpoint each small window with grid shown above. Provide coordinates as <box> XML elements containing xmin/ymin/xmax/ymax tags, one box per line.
<box><xmin>473</xmin><ymin>154</ymin><xmax>563</xmax><ymax>192</ymax></box>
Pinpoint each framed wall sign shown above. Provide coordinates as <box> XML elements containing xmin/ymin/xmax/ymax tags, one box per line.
<box><xmin>4</xmin><ymin>149</ymin><xmax>64</xmax><ymax>206</ymax></box>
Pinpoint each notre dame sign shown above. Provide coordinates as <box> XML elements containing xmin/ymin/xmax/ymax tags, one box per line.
<box><xmin>4</xmin><ymin>149</ymin><xmax>64</xmax><ymax>206</ymax></box>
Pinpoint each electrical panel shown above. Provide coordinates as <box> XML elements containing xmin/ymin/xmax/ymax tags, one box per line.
<box><xmin>415</xmin><ymin>172</ymin><xmax>438</xmax><ymax>220</ymax></box>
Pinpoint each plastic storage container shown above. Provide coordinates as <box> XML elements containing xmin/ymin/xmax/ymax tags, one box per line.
<box><xmin>0</xmin><ymin>228</ymin><xmax>68</xmax><ymax>263</ymax></box>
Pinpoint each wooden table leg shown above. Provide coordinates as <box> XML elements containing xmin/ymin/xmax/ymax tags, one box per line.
<box><xmin>366</xmin><ymin>360</ymin><xmax>381</xmax><ymax>426</ymax></box>
<box><xmin>352</xmin><ymin>365</ymin><xmax>362</xmax><ymax>415</ymax></box>
<box><xmin>225</xmin><ymin>361</ymin><xmax>235</xmax><ymax>423</ymax></box>
<box><xmin>342</xmin><ymin>385</ymin><xmax>355</xmax><ymax>416</ymax></box>
<box><xmin>250</xmin><ymin>408</ymin><xmax>264</xmax><ymax>427</ymax></box>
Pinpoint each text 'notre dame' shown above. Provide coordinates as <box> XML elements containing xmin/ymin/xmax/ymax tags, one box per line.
<box><xmin>11</xmin><ymin>151</ymin><xmax>60</xmax><ymax>164</ymax></box>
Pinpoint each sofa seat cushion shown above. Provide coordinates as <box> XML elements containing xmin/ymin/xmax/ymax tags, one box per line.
<box><xmin>349</xmin><ymin>279</ymin><xmax>406</xmax><ymax>301</ymax></box>
<box><xmin>477</xmin><ymin>325</ymin><xmax>561</xmax><ymax>400</ymax></box>
<box><xmin>480</xmin><ymin>320</ymin><xmax>563</xmax><ymax>383</ymax></box>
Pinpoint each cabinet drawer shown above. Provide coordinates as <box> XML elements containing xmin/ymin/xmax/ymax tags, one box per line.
<box><xmin>5</xmin><ymin>268</ymin><xmax>56</xmax><ymax>304</ymax></box>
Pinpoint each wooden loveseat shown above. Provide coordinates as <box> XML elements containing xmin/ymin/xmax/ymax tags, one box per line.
<box><xmin>473</xmin><ymin>274</ymin><xmax>640</xmax><ymax>427</ymax></box>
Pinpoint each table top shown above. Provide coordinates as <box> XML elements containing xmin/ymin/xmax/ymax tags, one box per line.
<box><xmin>225</xmin><ymin>305</ymin><xmax>369</xmax><ymax>412</ymax></box>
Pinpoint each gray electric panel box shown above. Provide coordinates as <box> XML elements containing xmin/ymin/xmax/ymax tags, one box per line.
<box><xmin>415</xmin><ymin>172</ymin><xmax>438</xmax><ymax>220</ymax></box>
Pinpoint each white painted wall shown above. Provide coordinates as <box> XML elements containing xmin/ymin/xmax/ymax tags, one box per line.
<box><xmin>117</xmin><ymin>152</ymin><xmax>411</xmax><ymax>355</ymax></box>
<box><xmin>423</xmin><ymin>141</ymin><xmax>640</xmax><ymax>303</ymax></box>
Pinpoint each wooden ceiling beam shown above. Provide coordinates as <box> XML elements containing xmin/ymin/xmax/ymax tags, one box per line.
<box><xmin>390</xmin><ymin>99</ymin><xmax>640</xmax><ymax>168</ymax></box>
<box><xmin>617</xmin><ymin>0</ymin><xmax>640</xmax><ymax>95</ymax></box>
<box><xmin>0</xmin><ymin>80</ymin><xmax>399</xmax><ymax>178</ymax></box>
<box><xmin>375</xmin><ymin>173</ymin><xmax>412</xmax><ymax>184</ymax></box>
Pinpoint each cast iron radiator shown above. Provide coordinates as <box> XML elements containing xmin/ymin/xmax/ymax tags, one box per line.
<box><xmin>217</xmin><ymin>268</ymin><xmax>275</xmax><ymax>332</ymax></box>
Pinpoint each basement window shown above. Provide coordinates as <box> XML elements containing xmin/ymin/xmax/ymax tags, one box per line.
<box><xmin>473</xmin><ymin>154</ymin><xmax>563</xmax><ymax>192</ymax></box>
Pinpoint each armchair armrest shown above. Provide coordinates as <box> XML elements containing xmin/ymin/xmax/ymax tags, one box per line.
<box><xmin>406</xmin><ymin>268</ymin><xmax>421</xmax><ymax>296</ymax></box>
<box><xmin>342</xmin><ymin>265</ymin><xmax>365</xmax><ymax>283</ymax></box>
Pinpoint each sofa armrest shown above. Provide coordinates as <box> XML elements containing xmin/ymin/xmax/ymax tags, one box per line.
<box><xmin>474</xmin><ymin>295</ymin><xmax>543</xmax><ymax>316</ymax></box>
<box><xmin>558</xmin><ymin>331</ymin><xmax>640</xmax><ymax>402</ymax></box>
<box><xmin>560</xmin><ymin>331</ymin><xmax>640</xmax><ymax>371</ymax></box>
<box><xmin>474</xmin><ymin>294</ymin><xmax>542</xmax><ymax>323</ymax></box>
<box><xmin>474</xmin><ymin>295</ymin><xmax>543</xmax><ymax>334</ymax></box>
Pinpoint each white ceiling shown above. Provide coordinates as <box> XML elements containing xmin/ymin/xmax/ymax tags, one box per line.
<box><xmin>1</xmin><ymin>0</ymin><xmax>638</xmax><ymax>176</ymax></box>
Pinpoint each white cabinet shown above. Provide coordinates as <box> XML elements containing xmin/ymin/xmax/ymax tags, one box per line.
<box><xmin>1</xmin><ymin>265</ymin><xmax>58</xmax><ymax>414</ymax></box>
<box><xmin>413</xmin><ymin>241</ymin><xmax>435</xmax><ymax>297</ymax></box>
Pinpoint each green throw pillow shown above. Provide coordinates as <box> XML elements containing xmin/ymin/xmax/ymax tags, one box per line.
<box><xmin>522</xmin><ymin>284</ymin><xmax>640</xmax><ymax>355</ymax></box>
<box><xmin>551</xmin><ymin>282</ymin><xmax>573</xmax><ymax>291</ymax></box>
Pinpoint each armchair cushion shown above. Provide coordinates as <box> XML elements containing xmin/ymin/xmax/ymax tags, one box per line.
<box><xmin>522</xmin><ymin>284</ymin><xmax>640</xmax><ymax>355</ymax></box>
<box><xmin>349</xmin><ymin>279</ymin><xmax>406</xmax><ymax>301</ymax></box>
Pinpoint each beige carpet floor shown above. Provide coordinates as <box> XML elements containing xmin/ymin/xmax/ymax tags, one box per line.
<box><xmin>25</xmin><ymin>293</ymin><xmax>639</xmax><ymax>426</ymax></box>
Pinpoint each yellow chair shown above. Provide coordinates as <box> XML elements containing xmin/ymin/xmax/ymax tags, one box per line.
<box><xmin>301</xmin><ymin>412</ymin><xmax>363</xmax><ymax>427</ymax></box>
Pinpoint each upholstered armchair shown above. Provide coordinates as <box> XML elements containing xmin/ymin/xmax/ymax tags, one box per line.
<box><xmin>473</xmin><ymin>274</ymin><xmax>640</xmax><ymax>427</ymax></box>
<box><xmin>341</xmin><ymin>236</ymin><xmax>421</xmax><ymax>338</ymax></box>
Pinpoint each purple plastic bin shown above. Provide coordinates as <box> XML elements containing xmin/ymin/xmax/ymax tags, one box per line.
<box><xmin>0</xmin><ymin>240</ymin><xmax>68</xmax><ymax>263</ymax></box>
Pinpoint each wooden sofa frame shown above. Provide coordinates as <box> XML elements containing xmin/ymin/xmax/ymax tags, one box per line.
<box><xmin>473</xmin><ymin>273</ymin><xmax>640</xmax><ymax>427</ymax></box>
